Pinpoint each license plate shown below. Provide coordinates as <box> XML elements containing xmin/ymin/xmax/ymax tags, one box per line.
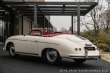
<box><xmin>85</xmin><ymin>47</ymin><xmax>96</xmax><ymax>50</ymax></box>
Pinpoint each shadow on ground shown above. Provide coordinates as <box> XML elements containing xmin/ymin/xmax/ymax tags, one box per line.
<box><xmin>0</xmin><ymin>55</ymin><xmax>103</xmax><ymax>69</ymax></box>
<box><xmin>0</xmin><ymin>45</ymin><xmax>110</xmax><ymax>73</ymax></box>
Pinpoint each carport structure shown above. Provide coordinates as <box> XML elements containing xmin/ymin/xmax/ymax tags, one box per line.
<box><xmin>1</xmin><ymin>1</ymin><xmax>98</xmax><ymax>35</ymax></box>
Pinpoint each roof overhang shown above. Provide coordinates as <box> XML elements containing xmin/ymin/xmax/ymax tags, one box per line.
<box><xmin>0</xmin><ymin>1</ymin><xmax>98</xmax><ymax>21</ymax></box>
<box><xmin>2</xmin><ymin>2</ymin><xmax>98</xmax><ymax>16</ymax></box>
<box><xmin>0</xmin><ymin>1</ymin><xmax>98</xmax><ymax>35</ymax></box>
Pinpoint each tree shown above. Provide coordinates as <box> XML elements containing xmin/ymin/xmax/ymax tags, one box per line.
<box><xmin>81</xmin><ymin>0</ymin><xmax>107</xmax><ymax>35</ymax></box>
<box><xmin>100</xmin><ymin>10</ymin><xmax>110</xmax><ymax>33</ymax></box>
<box><xmin>102</xmin><ymin>0</ymin><xmax>110</xmax><ymax>33</ymax></box>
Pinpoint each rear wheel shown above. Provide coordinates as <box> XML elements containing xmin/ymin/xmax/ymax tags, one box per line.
<box><xmin>73</xmin><ymin>59</ymin><xmax>86</xmax><ymax>63</ymax></box>
<box><xmin>8</xmin><ymin>43</ymin><xmax>17</xmax><ymax>57</ymax></box>
<box><xmin>45</xmin><ymin>49</ymin><xmax>61</xmax><ymax>64</ymax></box>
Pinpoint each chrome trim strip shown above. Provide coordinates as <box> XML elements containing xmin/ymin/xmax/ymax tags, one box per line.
<box><xmin>38</xmin><ymin>41</ymin><xmax>59</xmax><ymax>45</ymax></box>
<box><xmin>8</xmin><ymin>39</ymin><xmax>59</xmax><ymax>45</ymax></box>
<box><xmin>16</xmin><ymin>52</ymin><xmax>39</xmax><ymax>56</ymax></box>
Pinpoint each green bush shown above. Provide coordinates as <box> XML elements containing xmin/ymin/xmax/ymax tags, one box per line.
<box><xmin>97</xmin><ymin>43</ymin><xmax>110</xmax><ymax>52</ymax></box>
<box><xmin>81</xmin><ymin>31</ymin><xmax>110</xmax><ymax>52</ymax></box>
<box><xmin>98</xmin><ymin>32</ymin><xmax>110</xmax><ymax>43</ymax></box>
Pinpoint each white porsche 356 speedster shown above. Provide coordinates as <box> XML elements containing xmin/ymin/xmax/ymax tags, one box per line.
<box><xmin>3</xmin><ymin>28</ymin><xmax>100</xmax><ymax>64</ymax></box>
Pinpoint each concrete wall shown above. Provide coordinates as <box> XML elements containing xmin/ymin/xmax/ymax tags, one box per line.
<box><xmin>15</xmin><ymin>15</ymin><xmax>31</xmax><ymax>35</ymax></box>
<box><xmin>23</xmin><ymin>17</ymin><xmax>31</xmax><ymax>35</ymax></box>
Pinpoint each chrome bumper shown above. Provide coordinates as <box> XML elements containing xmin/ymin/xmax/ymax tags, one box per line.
<box><xmin>69</xmin><ymin>56</ymin><xmax>101</xmax><ymax>60</ymax></box>
<box><xmin>69</xmin><ymin>49</ymin><xmax>101</xmax><ymax>60</ymax></box>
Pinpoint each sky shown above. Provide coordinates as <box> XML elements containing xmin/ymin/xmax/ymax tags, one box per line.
<box><xmin>45</xmin><ymin>0</ymin><xmax>77</xmax><ymax>31</ymax></box>
<box><xmin>45</xmin><ymin>0</ymin><xmax>108</xmax><ymax>31</ymax></box>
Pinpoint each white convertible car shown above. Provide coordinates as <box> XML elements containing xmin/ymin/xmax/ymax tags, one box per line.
<box><xmin>3</xmin><ymin>28</ymin><xmax>101</xmax><ymax>64</ymax></box>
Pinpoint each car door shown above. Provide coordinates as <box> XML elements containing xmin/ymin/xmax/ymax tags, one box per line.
<box><xmin>16</xmin><ymin>29</ymin><xmax>43</xmax><ymax>55</ymax></box>
<box><xmin>16</xmin><ymin>35</ymin><xmax>41</xmax><ymax>55</ymax></box>
<box><xmin>24</xmin><ymin>35</ymin><xmax>41</xmax><ymax>54</ymax></box>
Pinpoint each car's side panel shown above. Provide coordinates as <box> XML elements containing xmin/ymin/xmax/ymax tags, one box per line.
<box><xmin>4</xmin><ymin>39</ymin><xmax>16</xmax><ymax>51</ymax></box>
<box><xmin>14</xmin><ymin>36</ymin><xmax>41</xmax><ymax>54</ymax></box>
<box><xmin>4</xmin><ymin>35</ymin><xmax>100</xmax><ymax>59</ymax></box>
<box><xmin>36</xmin><ymin>37</ymin><xmax>76</xmax><ymax>57</ymax></box>
<box><xmin>14</xmin><ymin>36</ymin><xmax>28</xmax><ymax>53</ymax></box>
<box><xmin>37</xmin><ymin>37</ymin><xmax>100</xmax><ymax>58</ymax></box>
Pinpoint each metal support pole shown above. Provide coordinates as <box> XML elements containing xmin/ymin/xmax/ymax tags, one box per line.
<box><xmin>47</xmin><ymin>20</ymin><xmax>49</xmax><ymax>30</ymax></box>
<box><xmin>63</xmin><ymin>5</ymin><xmax>65</xmax><ymax>14</ymax></box>
<box><xmin>6</xmin><ymin>13</ymin><xmax>8</xmax><ymax>39</ymax></box>
<box><xmin>21</xmin><ymin>15</ymin><xmax>23</xmax><ymax>35</ymax></box>
<box><xmin>48</xmin><ymin>21</ymin><xmax>49</xmax><ymax>30</ymax></box>
<box><xmin>49</xmin><ymin>23</ymin><xmax>50</xmax><ymax>30</ymax></box>
<box><xmin>2</xmin><ymin>20</ymin><xmax>4</xmax><ymax>43</ymax></box>
<box><xmin>71</xmin><ymin>15</ymin><xmax>73</xmax><ymax>34</ymax></box>
<box><xmin>73</xmin><ymin>17</ymin><xmax>75</xmax><ymax>32</ymax></box>
<box><xmin>31</xmin><ymin>20</ymin><xmax>32</xmax><ymax>30</ymax></box>
<box><xmin>52</xmin><ymin>26</ymin><xmax>53</xmax><ymax>31</ymax></box>
<box><xmin>77</xmin><ymin>3</ymin><xmax>80</xmax><ymax>35</ymax></box>
<box><xmin>6</xmin><ymin>13</ymin><xmax>10</xmax><ymax>38</ymax></box>
<box><xmin>44</xmin><ymin>16</ymin><xmax>45</xmax><ymax>28</ymax></box>
<box><xmin>34</xmin><ymin>4</ymin><xmax>37</xmax><ymax>28</ymax></box>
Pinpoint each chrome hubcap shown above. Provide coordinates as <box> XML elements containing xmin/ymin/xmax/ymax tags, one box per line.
<box><xmin>46</xmin><ymin>50</ymin><xmax>57</xmax><ymax>62</ymax></box>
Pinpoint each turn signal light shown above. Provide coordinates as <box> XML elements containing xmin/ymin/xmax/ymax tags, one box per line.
<box><xmin>75</xmin><ymin>48</ymin><xmax>81</xmax><ymax>51</ymax></box>
<box><xmin>75</xmin><ymin>48</ymin><xmax>78</xmax><ymax>51</ymax></box>
<box><xmin>79</xmin><ymin>48</ymin><xmax>81</xmax><ymax>51</ymax></box>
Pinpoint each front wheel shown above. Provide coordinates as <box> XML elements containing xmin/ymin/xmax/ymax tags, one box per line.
<box><xmin>9</xmin><ymin>43</ymin><xmax>18</xmax><ymax>57</ymax></box>
<box><xmin>73</xmin><ymin>59</ymin><xmax>86</xmax><ymax>63</ymax></box>
<box><xmin>45</xmin><ymin>49</ymin><xmax>62</xmax><ymax>64</ymax></box>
